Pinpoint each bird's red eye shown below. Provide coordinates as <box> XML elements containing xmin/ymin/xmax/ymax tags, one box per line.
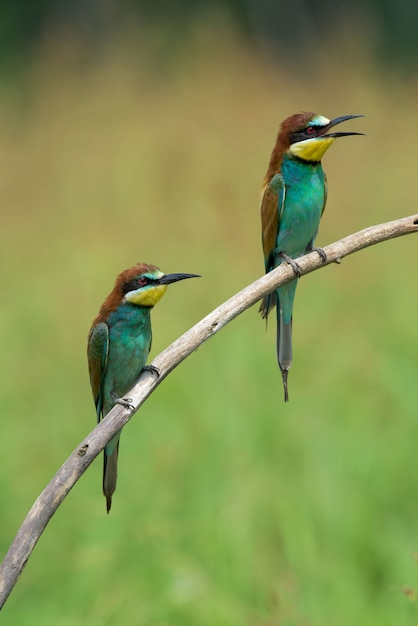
<box><xmin>306</xmin><ymin>126</ymin><xmax>316</xmax><ymax>134</ymax></box>
<box><xmin>138</xmin><ymin>277</ymin><xmax>148</xmax><ymax>286</ymax></box>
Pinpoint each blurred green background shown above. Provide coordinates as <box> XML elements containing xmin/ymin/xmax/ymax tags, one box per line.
<box><xmin>1</xmin><ymin>2</ymin><xmax>418</xmax><ymax>625</ymax></box>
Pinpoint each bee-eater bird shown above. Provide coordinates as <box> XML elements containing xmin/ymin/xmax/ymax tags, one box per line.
<box><xmin>260</xmin><ymin>112</ymin><xmax>364</xmax><ymax>402</ymax></box>
<box><xmin>87</xmin><ymin>263</ymin><xmax>200</xmax><ymax>512</ymax></box>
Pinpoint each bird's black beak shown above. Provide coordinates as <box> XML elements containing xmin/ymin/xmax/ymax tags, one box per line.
<box><xmin>322</xmin><ymin>114</ymin><xmax>365</xmax><ymax>139</ymax></box>
<box><xmin>158</xmin><ymin>273</ymin><xmax>201</xmax><ymax>285</ymax></box>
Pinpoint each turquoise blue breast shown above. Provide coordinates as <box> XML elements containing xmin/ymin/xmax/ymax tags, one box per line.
<box><xmin>103</xmin><ymin>304</ymin><xmax>152</xmax><ymax>413</ymax></box>
<box><xmin>276</xmin><ymin>155</ymin><xmax>326</xmax><ymax>257</ymax></box>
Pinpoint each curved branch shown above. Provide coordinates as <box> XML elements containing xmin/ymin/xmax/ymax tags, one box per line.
<box><xmin>1</xmin><ymin>214</ymin><xmax>417</xmax><ymax>608</ymax></box>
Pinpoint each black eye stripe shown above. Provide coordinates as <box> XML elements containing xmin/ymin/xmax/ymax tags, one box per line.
<box><xmin>122</xmin><ymin>278</ymin><xmax>141</xmax><ymax>294</ymax></box>
<box><xmin>122</xmin><ymin>276</ymin><xmax>157</xmax><ymax>294</ymax></box>
<box><xmin>290</xmin><ymin>125</ymin><xmax>325</xmax><ymax>144</ymax></box>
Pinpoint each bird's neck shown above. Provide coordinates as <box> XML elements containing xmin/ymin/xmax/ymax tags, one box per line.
<box><xmin>106</xmin><ymin>302</ymin><xmax>152</xmax><ymax>327</ymax></box>
<box><xmin>263</xmin><ymin>146</ymin><xmax>322</xmax><ymax>186</ymax></box>
<box><xmin>283</xmin><ymin>151</ymin><xmax>322</xmax><ymax>167</ymax></box>
<box><xmin>281</xmin><ymin>153</ymin><xmax>324</xmax><ymax>185</ymax></box>
<box><xmin>264</xmin><ymin>151</ymin><xmax>323</xmax><ymax>186</ymax></box>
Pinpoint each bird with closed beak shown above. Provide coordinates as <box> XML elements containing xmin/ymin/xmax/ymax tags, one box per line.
<box><xmin>88</xmin><ymin>263</ymin><xmax>200</xmax><ymax>512</ymax></box>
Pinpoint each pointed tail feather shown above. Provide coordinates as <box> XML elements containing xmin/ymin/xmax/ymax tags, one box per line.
<box><xmin>276</xmin><ymin>305</ymin><xmax>292</xmax><ymax>403</ymax></box>
<box><xmin>281</xmin><ymin>369</ymin><xmax>289</xmax><ymax>403</ymax></box>
<box><xmin>259</xmin><ymin>291</ymin><xmax>277</xmax><ymax>320</ymax></box>
<box><xmin>103</xmin><ymin>440</ymin><xmax>120</xmax><ymax>513</ymax></box>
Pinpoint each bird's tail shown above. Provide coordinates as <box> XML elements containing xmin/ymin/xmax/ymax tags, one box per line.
<box><xmin>260</xmin><ymin>280</ymin><xmax>297</xmax><ymax>402</ymax></box>
<box><xmin>275</xmin><ymin>280</ymin><xmax>298</xmax><ymax>402</ymax></box>
<box><xmin>103</xmin><ymin>434</ymin><xmax>120</xmax><ymax>513</ymax></box>
<box><xmin>276</xmin><ymin>304</ymin><xmax>292</xmax><ymax>402</ymax></box>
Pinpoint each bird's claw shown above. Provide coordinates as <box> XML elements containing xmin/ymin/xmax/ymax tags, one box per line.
<box><xmin>115</xmin><ymin>397</ymin><xmax>135</xmax><ymax>411</ymax></box>
<box><xmin>111</xmin><ymin>392</ymin><xmax>135</xmax><ymax>412</ymax></box>
<box><xmin>142</xmin><ymin>364</ymin><xmax>160</xmax><ymax>378</ymax></box>
<box><xmin>309</xmin><ymin>246</ymin><xmax>327</xmax><ymax>263</ymax></box>
<box><xmin>280</xmin><ymin>252</ymin><xmax>302</xmax><ymax>278</ymax></box>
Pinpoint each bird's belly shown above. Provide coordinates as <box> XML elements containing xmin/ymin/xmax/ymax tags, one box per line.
<box><xmin>103</xmin><ymin>331</ymin><xmax>151</xmax><ymax>411</ymax></box>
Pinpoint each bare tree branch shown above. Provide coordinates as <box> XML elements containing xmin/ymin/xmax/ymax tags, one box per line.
<box><xmin>1</xmin><ymin>214</ymin><xmax>417</xmax><ymax>608</ymax></box>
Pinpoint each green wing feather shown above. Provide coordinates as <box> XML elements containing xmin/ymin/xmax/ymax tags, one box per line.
<box><xmin>87</xmin><ymin>322</ymin><xmax>109</xmax><ymax>422</ymax></box>
<box><xmin>260</xmin><ymin>173</ymin><xmax>286</xmax><ymax>317</ymax></box>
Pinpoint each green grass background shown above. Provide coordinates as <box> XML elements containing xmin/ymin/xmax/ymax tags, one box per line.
<box><xmin>1</xmin><ymin>25</ymin><xmax>417</xmax><ymax>625</ymax></box>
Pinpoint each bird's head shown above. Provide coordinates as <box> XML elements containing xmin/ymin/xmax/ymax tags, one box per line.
<box><xmin>279</xmin><ymin>112</ymin><xmax>364</xmax><ymax>163</ymax></box>
<box><xmin>119</xmin><ymin>263</ymin><xmax>200</xmax><ymax>308</ymax></box>
<box><xmin>92</xmin><ymin>263</ymin><xmax>200</xmax><ymax>324</ymax></box>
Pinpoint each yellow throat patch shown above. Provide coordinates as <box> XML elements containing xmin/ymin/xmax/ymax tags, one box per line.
<box><xmin>289</xmin><ymin>136</ymin><xmax>335</xmax><ymax>162</ymax></box>
<box><xmin>125</xmin><ymin>284</ymin><xmax>167</xmax><ymax>307</ymax></box>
